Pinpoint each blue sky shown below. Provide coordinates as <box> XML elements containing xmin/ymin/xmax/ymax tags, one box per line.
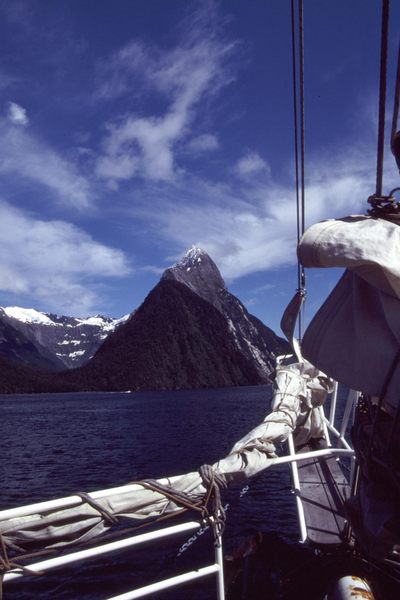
<box><xmin>0</xmin><ymin>0</ymin><xmax>399</xmax><ymax>334</ymax></box>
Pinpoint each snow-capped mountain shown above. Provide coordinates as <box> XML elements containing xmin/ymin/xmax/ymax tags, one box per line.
<box><xmin>0</xmin><ymin>247</ymin><xmax>288</xmax><ymax>392</ymax></box>
<box><xmin>163</xmin><ymin>246</ymin><xmax>227</xmax><ymax>310</ymax></box>
<box><xmin>66</xmin><ymin>246</ymin><xmax>289</xmax><ymax>392</ymax></box>
<box><xmin>163</xmin><ymin>246</ymin><xmax>287</xmax><ymax>379</ymax></box>
<box><xmin>0</xmin><ymin>307</ymin><xmax>129</xmax><ymax>369</ymax></box>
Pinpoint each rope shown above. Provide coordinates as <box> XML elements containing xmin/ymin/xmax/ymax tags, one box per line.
<box><xmin>375</xmin><ymin>0</ymin><xmax>390</xmax><ymax>197</ymax></box>
<box><xmin>76</xmin><ymin>492</ymin><xmax>119</xmax><ymax>526</ymax></box>
<box><xmin>140</xmin><ymin>479</ymin><xmax>204</xmax><ymax>514</ymax></box>
<box><xmin>199</xmin><ymin>466</ymin><xmax>227</xmax><ymax>509</ymax></box>
<box><xmin>1</xmin><ymin>470</ymin><xmax>228</xmax><ymax>580</ymax></box>
<box><xmin>142</xmin><ymin>467</ymin><xmax>227</xmax><ymax>530</ymax></box>
<box><xmin>0</xmin><ymin>533</ymin><xmax>44</xmax><ymax>590</ymax></box>
<box><xmin>199</xmin><ymin>465</ymin><xmax>227</xmax><ymax>535</ymax></box>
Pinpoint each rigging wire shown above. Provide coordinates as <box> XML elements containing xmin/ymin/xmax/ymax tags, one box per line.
<box><xmin>375</xmin><ymin>0</ymin><xmax>390</xmax><ymax>198</ymax></box>
<box><xmin>291</xmin><ymin>0</ymin><xmax>306</xmax><ymax>340</ymax></box>
<box><xmin>391</xmin><ymin>41</ymin><xmax>400</xmax><ymax>171</ymax></box>
<box><xmin>298</xmin><ymin>0</ymin><xmax>306</xmax><ymax>247</ymax></box>
<box><xmin>290</xmin><ymin>0</ymin><xmax>300</xmax><ymax>258</ymax></box>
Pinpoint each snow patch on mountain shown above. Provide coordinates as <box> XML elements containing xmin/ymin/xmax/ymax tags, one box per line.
<box><xmin>4</xmin><ymin>306</ymin><xmax>56</xmax><ymax>326</ymax></box>
<box><xmin>0</xmin><ymin>306</ymin><xmax>131</xmax><ymax>369</ymax></box>
<box><xmin>175</xmin><ymin>245</ymin><xmax>206</xmax><ymax>269</ymax></box>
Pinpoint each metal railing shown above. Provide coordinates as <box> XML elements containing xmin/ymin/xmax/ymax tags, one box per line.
<box><xmin>3</xmin><ymin>517</ymin><xmax>226</xmax><ymax>600</ymax></box>
<box><xmin>2</xmin><ymin>382</ymin><xmax>358</xmax><ymax>598</ymax></box>
<box><xmin>287</xmin><ymin>385</ymin><xmax>357</xmax><ymax>544</ymax></box>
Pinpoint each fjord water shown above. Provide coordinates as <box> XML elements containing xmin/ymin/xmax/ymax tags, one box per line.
<box><xmin>1</xmin><ymin>386</ymin><xmax>298</xmax><ymax>599</ymax></box>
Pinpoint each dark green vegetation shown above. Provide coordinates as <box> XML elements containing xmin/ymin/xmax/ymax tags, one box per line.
<box><xmin>65</xmin><ymin>280</ymin><xmax>266</xmax><ymax>391</ymax></box>
<box><xmin>0</xmin><ymin>356</ymin><xmax>78</xmax><ymax>394</ymax></box>
<box><xmin>0</xmin><ymin>251</ymin><xmax>290</xmax><ymax>394</ymax></box>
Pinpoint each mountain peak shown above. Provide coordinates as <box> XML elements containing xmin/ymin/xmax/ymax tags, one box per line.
<box><xmin>3</xmin><ymin>306</ymin><xmax>54</xmax><ymax>325</ymax></box>
<box><xmin>162</xmin><ymin>246</ymin><xmax>226</xmax><ymax>309</ymax></box>
<box><xmin>177</xmin><ymin>245</ymin><xmax>207</xmax><ymax>268</ymax></box>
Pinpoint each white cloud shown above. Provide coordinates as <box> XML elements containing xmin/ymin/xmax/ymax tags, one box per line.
<box><xmin>236</xmin><ymin>151</ymin><xmax>270</xmax><ymax>176</ymax></box>
<box><xmin>95</xmin><ymin>5</ymin><xmax>236</xmax><ymax>183</ymax></box>
<box><xmin>0</xmin><ymin>119</ymin><xmax>92</xmax><ymax>208</ymax></box>
<box><xmin>7</xmin><ymin>101</ymin><xmax>28</xmax><ymax>125</ymax></box>
<box><xmin>186</xmin><ymin>133</ymin><xmax>219</xmax><ymax>152</ymax></box>
<box><xmin>0</xmin><ymin>201</ymin><xmax>131</xmax><ymax>315</ymax></box>
<box><xmin>131</xmin><ymin>139</ymin><xmax>387</xmax><ymax>282</ymax></box>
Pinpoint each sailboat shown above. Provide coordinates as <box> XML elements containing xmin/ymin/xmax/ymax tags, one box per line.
<box><xmin>1</xmin><ymin>1</ymin><xmax>400</xmax><ymax>598</ymax></box>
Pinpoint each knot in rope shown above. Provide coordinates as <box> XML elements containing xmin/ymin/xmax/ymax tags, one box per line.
<box><xmin>198</xmin><ymin>465</ymin><xmax>227</xmax><ymax>534</ymax></box>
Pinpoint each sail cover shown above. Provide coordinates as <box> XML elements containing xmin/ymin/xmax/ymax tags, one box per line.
<box><xmin>0</xmin><ymin>362</ymin><xmax>331</xmax><ymax>554</ymax></box>
<box><xmin>298</xmin><ymin>215</ymin><xmax>400</xmax><ymax>417</ymax></box>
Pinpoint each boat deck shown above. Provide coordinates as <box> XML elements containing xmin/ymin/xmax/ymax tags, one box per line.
<box><xmin>298</xmin><ymin>444</ymin><xmax>350</xmax><ymax>547</ymax></box>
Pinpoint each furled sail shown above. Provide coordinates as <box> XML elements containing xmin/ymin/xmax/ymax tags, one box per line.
<box><xmin>298</xmin><ymin>215</ymin><xmax>400</xmax><ymax>417</ymax></box>
<box><xmin>0</xmin><ymin>362</ymin><xmax>332</xmax><ymax>555</ymax></box>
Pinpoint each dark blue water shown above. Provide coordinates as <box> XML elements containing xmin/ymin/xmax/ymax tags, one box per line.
<box><xmin>1</xmin><ymin>386</ymin><xmax>298</xmax><ymax>599</ymax></box>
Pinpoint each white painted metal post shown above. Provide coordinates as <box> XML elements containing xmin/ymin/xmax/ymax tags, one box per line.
<box><xmin>319</xmin><ymin>405</ymin><xmax>331</xmax><ymax>447</ymax></box>
<box><xmin>288</xmin><ymin>433</ymin><xmax>307</xmax><ymax>543</ymax></box>
<box><xmin>329</xmin><ymin>381</ymin><xmax>338</xmax><ymax>426</ymax></box>
<box><xmin>212</xmin><ymin>518</ymin><xmax>225</xmax><ymax>600</ymax></box>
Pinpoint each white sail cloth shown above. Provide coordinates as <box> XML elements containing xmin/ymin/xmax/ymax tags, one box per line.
<box><xmin>1</xmin><ymin>362</ymin><xmax>332</xmax><ymax>553</ymax></box>
<box><xmin>298</xmin><ymin>215</ymin><xmax>400</xmax><ymax>298</ymax></box>
<box><xmin>298</xmin><ymin>215</ymin><xmax>400</xmax><ymax>417</ymax></box>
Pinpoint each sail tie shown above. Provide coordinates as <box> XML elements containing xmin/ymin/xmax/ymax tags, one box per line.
<box><xmin>140</xmin><ymin>479</ymin><xmax>203</xmax><ymax>513</ymax></box>
<box><xmin>76</xmin><ymin>492</ymin><xmax>119</xmax><ymax>526</ymax></box>
<box><xmin>198</xmin><ymin>464</ymin><xmax>227</xmax><ymax>534</ymax></box>
<box><xmin>0</xmin><ymin>533</ymin><xmax>44</xmax><ymax>597</ymax></box>
<box><xmin>141</xmin><ymin>470</ymin><xmax>227</xmax><ymax>535</ymax></box>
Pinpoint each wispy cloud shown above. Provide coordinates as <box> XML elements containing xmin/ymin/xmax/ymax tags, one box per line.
<box><xmin>131</xmin><ymin>138</ymin><xmax>387</xmax><ymax>281</ymax></box>
<box><xmin>235</xmin><ymin>151</ymin><xmax>270</xmax><ymax>177</ymax></box>
<box><xmin>95</xmin><ymin>3</ymin><xmax>236</xmax><ymax>184</ymax></box>
<box><xmin>0</xmin><ymin>201</ymin><xmax>131</xmax><ymax>315</ymax></box>
<box><xmin>7</xmin><ymin>101</ymin><xmax>28</xmax><ymax>125</ymax></box>
<box><xmin>186</xmin><ymin>133</ymin><xmax>219</xmax><ymax>153</ymax></box>
<box><xmin>0</xmin><ymin>117</ymin><xmax>92</xmax><ymax>209</ymax></box>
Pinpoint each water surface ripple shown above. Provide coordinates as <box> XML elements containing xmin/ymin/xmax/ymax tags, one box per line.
<box><xmin>1</xmin><ymin>386</ymin><xmax>298</xmax><ymax>599</ymax></box>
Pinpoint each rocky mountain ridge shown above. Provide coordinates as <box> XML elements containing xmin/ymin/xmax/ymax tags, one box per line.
<box><xmin>0</xmin><ymin>307</ymin><xmax>128</xmax><ymax>370</ymax></box>
<box><xmin>163</xmin><ymin>246</ymin><xmax>285</xmax><ymax>378</ymax></box>
<box><xmin>0</xmin><ymin>247</ymin><xmax>290</xmax><ymax>393</ymax></box>
<box><xmin>65</xmin><ymin>247</ymin><xmax>289</xmax><ymax>391</ymax></box>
